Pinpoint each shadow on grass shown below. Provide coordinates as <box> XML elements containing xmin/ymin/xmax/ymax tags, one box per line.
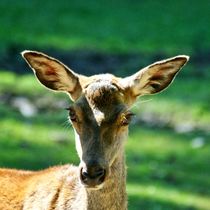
<box><xmin>1</xmin><ymin>45</ymin><xmax>210</xmax><ymax>78</ymax></box>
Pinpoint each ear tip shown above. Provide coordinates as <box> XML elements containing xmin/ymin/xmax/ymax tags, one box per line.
<box><xmin>21</xmin><ymin>50</ymin><xmax>41</xmax><ymax>59</ymax></box>
<box><xmin>21</xmin><ymin>50</ymin><xmax>32</xmax><ymax>59</ymax></box>
<box><xmin>176</xmin><ymin>55</ymin><xmax>190</xmax><ymax>62</ymax></box>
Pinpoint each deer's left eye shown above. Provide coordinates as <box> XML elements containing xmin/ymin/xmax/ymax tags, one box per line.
<box><xmin>120</xmin><ymin>112</ymin><xmax>134</xmax><ymax>126</ymax></box>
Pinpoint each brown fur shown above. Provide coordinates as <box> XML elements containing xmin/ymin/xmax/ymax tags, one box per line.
<box><xmin>0</xmin><ymin>51</ymin><xmax>189</xmax><ymax>210</ymax></box>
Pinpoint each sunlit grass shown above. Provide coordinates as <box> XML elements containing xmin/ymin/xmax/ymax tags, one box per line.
<box><xmin>0</xmin><ymin>117</ymin><xmax>78</xmax><ymax>170</ymax></box>
<box><xmin>132</xmin><ymin>77</ymin><xmax>210</xmax><ymax>130</ymax></box>
<box><xmin>127</xmin><ymin>183</ymin><xmax>210</xmax><ymax>210</ymax></box>
<box><xmin>0</xmin><ymin>71</ymin><xmax>45</xmax><ymax>96</ymax></box>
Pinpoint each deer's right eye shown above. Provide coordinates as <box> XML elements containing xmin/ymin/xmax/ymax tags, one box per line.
<box><xmin>66</xmin><ymin>107</ymin><xmax>78</xmax><ymax>122</ymax></box>
<box><xmin>69</xmin><ymin>110</ymin><xmax>77</xmax><ymax>122</ymax></box>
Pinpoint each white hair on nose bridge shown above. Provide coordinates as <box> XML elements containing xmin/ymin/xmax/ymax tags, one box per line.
<box><xmin>93</xmin><ymin>109</ymin><xmax>105</xmax><ymax>125</ymax></box>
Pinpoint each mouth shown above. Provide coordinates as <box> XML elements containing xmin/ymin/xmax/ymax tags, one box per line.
<box><xmin>81</xmin><ymin>182</ymin><xmax>105</xmax><ymax>190</ymax></box>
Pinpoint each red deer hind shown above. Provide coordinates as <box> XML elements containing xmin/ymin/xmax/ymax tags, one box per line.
<box><xmin>0</xmin><ymin>51</ymin><xmax>189</xmax><ymax>210</ymax></box>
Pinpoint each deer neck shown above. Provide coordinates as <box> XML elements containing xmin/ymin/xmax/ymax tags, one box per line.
<box><xmin>86</xmin><ymin>150</ymin><xmax>127</xmax><ymax>210</ymax></box>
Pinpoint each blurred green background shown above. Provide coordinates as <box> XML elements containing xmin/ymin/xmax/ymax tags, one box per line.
<box><xmin>0</xmin><ymin>0</ymin><xmax>210</xmax><ymax>209</ymax></box>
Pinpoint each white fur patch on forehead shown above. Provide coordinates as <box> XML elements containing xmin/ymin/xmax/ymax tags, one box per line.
<box><xmin>96</xmin><ymin>73</ymin><xmax>116</xmax><ymax>81</ymax></box>
<box><xmin>85</xmin><ymin>74</ymin><xmax>120</xmax><ymax>92</ymax></box>
<box><xmin>82</xmin><ymin>73</ymin><xmax>123</xmax><ymax>90</ymax></box>
<box><xmin>88</xmin><ymin>80</ymin><xmax>117</xmax><ymax>91</ymax></box>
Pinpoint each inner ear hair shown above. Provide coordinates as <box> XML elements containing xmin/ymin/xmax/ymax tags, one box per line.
<box><xmin>131</xmin><ymin>55</ymin><xmax>189</xmax><ymax>96</ymax></box>
<box><xmin>21</xmin><ymin>50</ymin><xmax>83</xmax><ymax>101</ymax></box>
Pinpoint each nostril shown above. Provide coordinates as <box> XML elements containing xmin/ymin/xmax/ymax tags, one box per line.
<box><xmin>95</xmin><ymin>168</ymin><xmax>105</xmax><ymax>178</ymax></box>
<box><xmin>81</xmin><ymin>168</ymin><xmax>90</xmax><ymax>182</ymax></box>
<box><xmin>97</xmin><ymin>169</ymin><xmax>106</xmax><ymax>183</ymax></box>
<box><xmin>81</xmin><ymin>170</ymin><xmax>89</xmax><ymax>178</ymax></box>
<box><xmin>81</xmin><ymin>167</ymin><xmax>106</xmax><ymax>180</ymax></box>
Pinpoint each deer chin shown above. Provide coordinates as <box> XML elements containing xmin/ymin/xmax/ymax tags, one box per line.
<box><xmin>81</xmin><ymin>182</ymin><xmax>105</xmax><ymax>191</ymax></box>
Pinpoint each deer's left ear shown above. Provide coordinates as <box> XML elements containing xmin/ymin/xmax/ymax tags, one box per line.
<box><xmin>21</xmin><ymin>50</ymin><xmax>85</xmax><ymax>101</ymax></box>
<box><xmin>121</xmin><ymin>55</ymin><xmax>189</xmax><ymax>97</ymax></box>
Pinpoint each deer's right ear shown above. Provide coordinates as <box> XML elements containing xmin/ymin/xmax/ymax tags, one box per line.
<box><xmin>121</xmin><ymin>55</ymin><xmax>189</xmax><ymax>98</ymax></box>
<box><xmin>21</xmin><ymin>50</ymin><xmax>82</xmax><ymax>101</ymax></box>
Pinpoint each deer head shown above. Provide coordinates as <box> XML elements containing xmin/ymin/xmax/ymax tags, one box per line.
<box><xmin>22</xmin><ymin>51</ymin><xmax>189</xmax><ymax>189</ymax></box>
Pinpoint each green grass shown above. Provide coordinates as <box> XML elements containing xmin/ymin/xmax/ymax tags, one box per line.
<box><xmin>127</xmin><ymin>183</ymin><xmax>210</xmax><ymax>210</ymax></box>
<box><xmin>135</xmin><ymin>77</ymin><xmax>210</xmax><ymax>131</ymax></box>
<box><xmin>0</xmin><ymin>118</ymin><xmax>78</xmax><ymax>169</ymax></box>
<box><xmin>126</xmin><ymin>127</ymin><xmax>210</xmax><ymax>209</ymax></box>
<box><xmin>0</xmin><ymin>0</ymin><xmax>210</xmax><ymax>54</ymax></box>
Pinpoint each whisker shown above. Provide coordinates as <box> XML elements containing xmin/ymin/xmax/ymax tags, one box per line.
<box><xmin>130</xmin><ymin>98</ymin><xmax>153</xmax><ymax>110</ymax></box>
<box><xmin>139</xmin><ymin>98</ymin><xmax>153</xmax><ymax>104</ymax></box>
<box><xmin>60</xmin><ymin>118</ymin><xmax>72</xmax><ymax>132</ymax></box>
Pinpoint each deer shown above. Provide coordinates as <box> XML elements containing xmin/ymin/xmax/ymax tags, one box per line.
<box><xmin>0</xmin><ymin>51</ymin><xmax>189</xmax><ymax>210</ymax></box>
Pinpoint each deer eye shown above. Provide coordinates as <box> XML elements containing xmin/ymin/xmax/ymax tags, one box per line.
<box><xmin>66</xmin><ymin>107</ymin><xmax>78</xmax><ymax>122</ymax></box>
<box><xmin>120</xmin><ymin>112</ymin><xmax>134</xmax><ymax>126</ymax></box>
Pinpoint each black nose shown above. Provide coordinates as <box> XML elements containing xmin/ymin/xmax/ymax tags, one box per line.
<box><xmin>82</xmin><ymin>167</ymin><xmax>105</xmax><ymax>179</ymax></box>
<box><xmin>80</xmin><ymin>166</ymin><xmax>106</xmax><ymax>187</ymax></box>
